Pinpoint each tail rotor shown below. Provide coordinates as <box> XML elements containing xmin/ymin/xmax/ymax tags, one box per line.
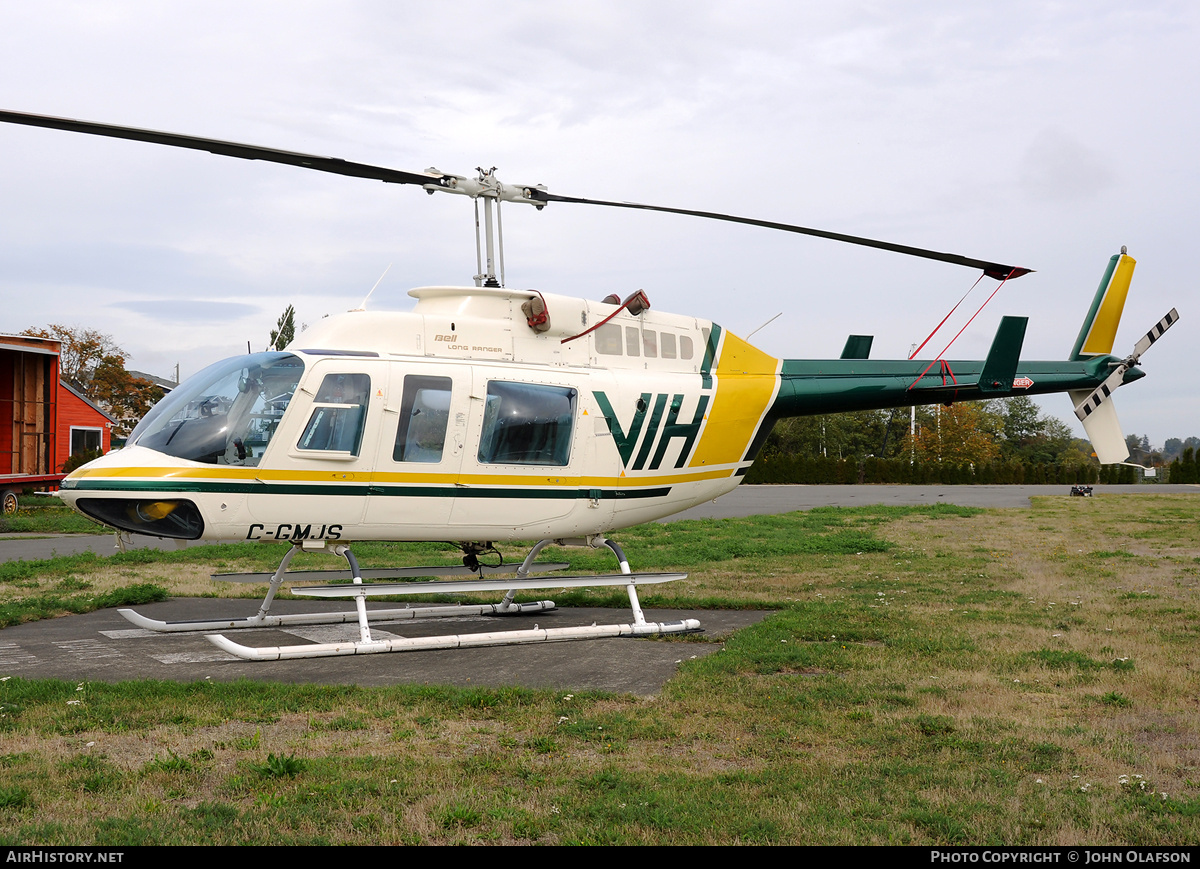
<box><xmin>1071</xmin><ymin>308</ymin><xmax>1179</xmax><ymax>464</ymax></box>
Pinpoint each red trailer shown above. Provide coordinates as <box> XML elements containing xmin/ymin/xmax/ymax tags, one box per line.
<box><xmin>0</xmin><ymin>334</ymin><xmax>64</xmax><ymax>513</ymax></box>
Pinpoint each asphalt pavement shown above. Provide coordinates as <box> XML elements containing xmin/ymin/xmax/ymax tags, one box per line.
<box><xmin>666</xmin><ymin>482</ymin><xmax>1199</xmax><ymax>520</ymax></box>
<box><xmin>0</xmin><ymin>599</ymin><xmax>763</xmax><ymax>693</ymax></box>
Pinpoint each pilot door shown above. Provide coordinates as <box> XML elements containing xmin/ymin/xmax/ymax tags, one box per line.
<box><xmin>247</xmin><ymin>359</ymin><xmax>387</xmax><ymax>538</ymax></box>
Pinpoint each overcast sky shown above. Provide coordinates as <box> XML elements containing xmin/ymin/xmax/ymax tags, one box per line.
<box><xmin>1</xmin><ymin>1</ymin><xmax>1195</xmax><ymax>447</ymax></box>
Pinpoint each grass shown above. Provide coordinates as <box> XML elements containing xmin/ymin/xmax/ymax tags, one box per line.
<box><xmin>0</xmin><ymin>503</ymin><xmax>973</xmax><ymax>621</ymax></box>
<box><xmin>0</xmin><ymin>495</ymin><xmax>106</xmax><ymax>535</ymax></box>
<box><xmin>0</xmin><ymin>494</ymin><xmax>1197</xmax><ymax>844</ymax></box>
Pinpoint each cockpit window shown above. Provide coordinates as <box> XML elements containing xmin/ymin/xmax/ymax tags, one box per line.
<box><xmin>130</xmin><ymin>352</ymin><xmax>303</xmax><ymax>465</ymax></box>
<box><xmin>478</xmin><ymin>381</ymin><xmax>576</xmax><ymax>466</ymax></box>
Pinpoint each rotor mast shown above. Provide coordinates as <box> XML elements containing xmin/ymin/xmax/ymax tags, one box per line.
<box><xmin>422</xmin><ymin>166</ymin><xmax>547</xmax><ymax>287</ymax></box>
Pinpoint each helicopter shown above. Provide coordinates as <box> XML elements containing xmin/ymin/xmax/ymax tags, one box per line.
<box><xmin>0</xmin><ymin>109</ymin><xmax>1179</xmax><ymax>662</ymax></box>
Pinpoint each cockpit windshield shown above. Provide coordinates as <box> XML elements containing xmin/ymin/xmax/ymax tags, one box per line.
<box><xmin>129</xmin><ymin>352</ymin><xmax>304</xmax><ymax>465</ymax></box>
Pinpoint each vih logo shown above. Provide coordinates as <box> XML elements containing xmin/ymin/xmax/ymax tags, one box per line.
<box><xmin>593</xmin><ymin>391</ymin><xmax>709</xmax><ymax>471</ymax></box>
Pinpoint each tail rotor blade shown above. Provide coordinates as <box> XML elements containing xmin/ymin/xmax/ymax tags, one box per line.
<box><xmin>1074</xmin><ymin>365</ymin><xmax>1129</xmax><ymax>422</ymax></box>
<box><xmin>1131</xmin><ymin>308</ymin><xmax>1179</xmax><ymax>360</ymax></box>
<box><xmin>1074</xmin><ymin>308</ymin><xmax>1180</xmax><ymax>423</ymax></box>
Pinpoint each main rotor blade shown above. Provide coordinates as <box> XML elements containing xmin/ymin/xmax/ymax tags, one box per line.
<box><xmin>529</xmin><ymin>189</ymin><xmax>1031</xmax><ymax>280</ymax></box>
<box><xmin>1</xmin><ymin>108</ymin><xmax>1032</xmax><ymax>279</ymax></box>
<box><xmin>0</xmin><ymin>109</ymin><xmax>447</xmax><ymax>189</ymax></box>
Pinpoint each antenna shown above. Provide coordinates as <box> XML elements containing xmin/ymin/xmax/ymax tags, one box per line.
<box><xmin>353</xmin><ymin>263</ymin><xmax>393</xmax><ymax>311</ymax></box>
<box><xmin>746</xmin><ymin>312</ymin><xmax>782</xmax><ymax>341</ymax></box>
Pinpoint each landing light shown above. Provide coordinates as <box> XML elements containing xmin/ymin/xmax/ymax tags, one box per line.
<box><xmin>76</xmin><ymin>498</ymin><xmax>204</xmax><ymax>540</ymax></box>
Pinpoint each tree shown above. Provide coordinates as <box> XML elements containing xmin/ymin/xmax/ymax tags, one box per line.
<box><xmin>1125</xmin><ymin>433</ymin><xmax>1151</xmax><ymax>464</ymax></box>
<box><xmin>270</xmin><ymin>305</ymin><xmax>296</xmax><ymax>351</ymax></box>
<box><xmin>903</xmin><ymin>402</ymin><xmax>1001</xmax><ymax>466</ymax></box>
<box><xmin>1180</xmin><ymin>447</ymin><xmax>1198</xmax><ymax>484</ymax></box>
<box><xmin>987</xmin><ymin>396</ymin><xmax>1097</xmax><ymax>466</ymax></box>
<box><xmin>22</xmin><ymin>324</ymin><xmax>163</xmax><ymax>440</ymax></box>
<box><xmin>21</xmin><ymin>324</ymin><xmax>126</xmax><ymax>391</ymax></box>
<box><xmin>762</xmin><ymin>410</ymin><xmax>897</xmax><ymax>460</ymax></box>
<box><xmin>89</xmin><ymin>354</ymin><xmax>164</xmax><ymax>439</ymax></box>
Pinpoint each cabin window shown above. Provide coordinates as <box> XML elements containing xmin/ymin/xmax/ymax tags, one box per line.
<box><xmin>130</xmin><ymin>352</ymin><xmax>303</xmax><ymax>466</ymax></box>
<box><xmin>661</xmin><ymin>332</ymin><xmax>677</xmax><ymax>359</ymax></box>
<box><xmin>642</xmin><ymin>330</ymin><xmax>658</xmax><ymax>358</ymax></box>
<box><xmin>297</xmin><ymin>373</ymin><xmax>371</xmax><ymax>455</ymax></box>
<box><xmin>680</xmin><ymin>335</ymin><xmax>694</xmax><ymax>360</ymax></box>
<box><xmin>478</xmin><ymin>381</ymin><xmax>576</xmax><ymax>466</ymax></box>
<box><xmin>625</xmin><ymin>326</ymin><xmax>641</xmax><ymax>357</ymax></box>
<box><xmin>393</xmin><ymin>375</ymin><xmax>452</xmax><ymax>463</ymax></box>
<box><xmin>595</xmin><ymin>323</ymin><xmax>622</xmax><ymax>355</ymax></box>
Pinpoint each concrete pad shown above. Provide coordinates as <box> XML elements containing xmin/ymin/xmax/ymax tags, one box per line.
<box><xmin>0</xmin><ymin>598</ymin><xmax>766</xmax><ymax>695</ymax></box>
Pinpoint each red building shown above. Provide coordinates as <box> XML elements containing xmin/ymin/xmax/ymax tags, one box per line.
<box><xmin>0</xmin><ymin>333</ymin><xmax>115</xmax><ymax>512</ymax></box>
<box><xmin>57</xmin><ymin>380</ymin><xmax>115</xmax><ymax>463</ymax></box>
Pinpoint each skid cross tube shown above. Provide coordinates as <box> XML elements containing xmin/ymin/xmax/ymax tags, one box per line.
<box><xmin>118</xmin><ymin>542</ymin><xmax>557</xmax><ymax>633</ymax></box>
<box><xmin>207</xmin><ymin>537</ymin><xmax>700</xmax><ymax>661</ymax></box>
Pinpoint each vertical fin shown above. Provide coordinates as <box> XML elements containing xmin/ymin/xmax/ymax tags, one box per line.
<box><xmin>1070</xmin><ymin>252</ymin><xmax>1136</xmax><ymax>360</ymax></box>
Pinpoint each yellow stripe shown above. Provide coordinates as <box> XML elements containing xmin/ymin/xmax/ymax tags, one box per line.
<box><xmin>689</xmin><ymin>331</ymin><xmax>781</xmax><ymax>468</ymax></box>
<box><xmin>69</xmin><ymin>464</ymin><xmax>739</xmax><ymax>489</ymax></box>
<box><xmin>1081</xmin><ymin>254</ymin><xmax>1136</xmax><ymax>356</ymax></box>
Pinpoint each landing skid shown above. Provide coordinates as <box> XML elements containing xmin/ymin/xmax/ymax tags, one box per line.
<box><xmin>201</xmin><ymin>538</ymin><xmax>697</xmax><ymax>661</ymax></box>
<box><xmin>118</xmin><ymin>543</ymin><xmax>563</xmax><ymax>634</ymax></box>
<box><xmin>208</xmin><ymin>617</ymin><xmax>701</xmax><ymax>661</ymax></box>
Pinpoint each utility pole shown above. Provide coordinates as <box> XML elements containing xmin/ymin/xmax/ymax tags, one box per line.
<box><xmin>909</xmin><ymin>343</ymin><xmax>917</xmax><ymax>465</ymax></box>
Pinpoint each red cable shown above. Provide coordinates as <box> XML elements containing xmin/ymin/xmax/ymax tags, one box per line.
<box><xmin>560</xmin><ymin>291</ymin><xmax>648</xmax><ymax>344</ymax></box>
<box><xmin>908</xmin><ymin>268</ymin><xmax>1016</xmax><ymax>390</ymax></box>
<box><xmin>909</xmin><ymin>272</ymin><xmax>985</xmax><ymax>360</ymax></box>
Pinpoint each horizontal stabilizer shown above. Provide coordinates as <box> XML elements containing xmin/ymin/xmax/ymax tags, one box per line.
<box><xmin>978</xmin><ymin>316</ymin><xmax>1028</xmax><ymax>393</ymax></box>
<box><xmin>840</xmin><ymin>335</ymin><xmax>873</xmax><ymax>360</ymax></box>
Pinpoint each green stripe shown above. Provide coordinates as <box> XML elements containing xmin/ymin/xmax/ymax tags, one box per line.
<box><xmin>69</xmin><ymin>479</ymin><xmax>276</xmax><ymax>494</ymax></box>
<box><xmin>67</xmin><ymin>479</ymin><xmax>671</xmax><ymax>500</ymax></box>
<box><xmin>701</xmin><ymin>322</ymin><xmax>722</xmax><ymax>389</ymax></box>
<box><xmin>1069</xmin><ymin>254</ymin><xmax>1121</xmax><ymax>361</ymax></box>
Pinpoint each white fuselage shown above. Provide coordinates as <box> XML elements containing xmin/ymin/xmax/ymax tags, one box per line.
<box><xmin>60</xmin><ymin>287</ymin><xmax>783</xmax><ymax>544</ymax></box>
